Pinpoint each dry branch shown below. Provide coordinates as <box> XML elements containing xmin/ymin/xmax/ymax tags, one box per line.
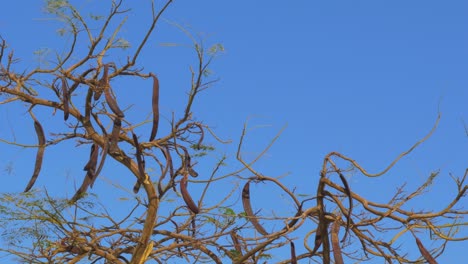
<box><xmin>331</xmin><ymin>219</ymin><xmax>344</xmax><ymax>264</ymax></box>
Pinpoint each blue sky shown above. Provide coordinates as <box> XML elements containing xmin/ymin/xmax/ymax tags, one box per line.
<box><xmin>1</xmin><ymin>0</ymin><xmax>467</xmax><ymax>263</ymax></box>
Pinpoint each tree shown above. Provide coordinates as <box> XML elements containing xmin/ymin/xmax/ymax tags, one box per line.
<box><xmin>0</xmin><ymin>1</ymin><xmax>466</xmax><ymax>263</ymax></box>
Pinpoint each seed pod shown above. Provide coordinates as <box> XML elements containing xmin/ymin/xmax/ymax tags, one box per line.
<box><xmin>331</xmin><ymin>220</ymin><xmax>344</xmax><ymax>264</ymax></box>
<box><xmin>133</xmin><ymin>181</ymin><xmax>141</xmax><ymax>194</ymax></box>
<box><xmin>109</xmin><ymin>118</ymin><xmax>121</xmax><ymax>154</ymax></box>
<box><xmin>24</xmin><ymin>120</ymin><xmax>46</xmax><ymax>192</ymax></box>
<box><xmin>61</xmin><ymin>77</ymin><xmax>70</xmax><ymax>121</ymax></box>
<box><xmin>338</xmin><ymin>172</ymin><xmax>352</xmax><ymax>242</ymax></box>
<box><xmin>241</xmin><ymin>181</ymin><xmax>268</xmax><ymax>236</ymax></box>
<box><xmin>148</xmin><ymin>73</ymin><xmax>159</xmax><ymax>142</ymax></box>
<box><xmin>311</xmin><ymin>225</ymin><xmax>323</xmax><ymax>256</ymax></box>
<box><xmin>93</xmin><ymin>140</ymin><xmax>108</xmax><ymax>182</ymax></box>
<box><xmin>290</xmin><ymin>242</ymin><xmax>297</xmax><ymax>264</ymax></box>
<box><xmin>105</xmin><ymin>87</ymin><xmax>124</xmax><ymax>118</ymax></box>
<box><xmin>71</xmin><ymin>144</ymin><xmax>100</xmax><ymax>202</ymax></box>
<box><xmin>85</xmin><ymin>143</ymin><xmax>100</xmax><ymax>188</ymax></box>
<box><xmin>157</xmin><ymin>145</ymin><xmax>174</xmax><ymax>195</ymax></box>
<box><xmin>415</xmin><ymin>235</ymin><xmax>438</xmax><ymax>264</ymax></box>
<box><xmin>132</xmin><ymin>133</ymin><xmax>146</xmax><ymax>183</ymax></box>
<box><xmin>180</xmin><ymin>173</ymin><xmax>199</xmax><ymax>214</ymax></box>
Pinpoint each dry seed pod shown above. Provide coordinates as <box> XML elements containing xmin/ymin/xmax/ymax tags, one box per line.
<box><xmin>311</xmin><ymin>227</ymin><xmax>322</xmax><ymax>256</ymax></box>
<box><xmin>148</xmin><ymin>73</ymin><xmax>159</xmax><ymax>141</ymax></box>
<box><xmin>180</xmin><ymin>173</ymin><xmax>199</xmax><ymax>214</ymax></box>
<box><xmin>93</xmin><ymin>140</ymin><xmax>108</xmax><ymax>182</ymax></box>
<box><xmin>61</xmin><ymin>77</ymin><xmax>70</xmax><ymax>121</ymax></box>
<box><xmin>132</xmin><ymin>133</ymin><xmax>146</xmax><ymax>182</ymax></box>
<box><xmin>290</xmin><ymin>242</ymin><xmax>297</xmax><ymax>264</ymax></box>
<box><xmin>133</xmin><ymin>181</ymin><xmax>141</xmax><ymax>194</ymax></box>
<box><xmin>109</xmin><ymin>118</ymin><xmax>121</xmax><ymax>154</ymax></box>
<box><xmin>71</xmin><ymin>144</ymin><xmax>100</xmax><ymax>202</ymax></box>
<box><xmin>86</xmin><ymin>143</ymin><xmax>100</xmax><ymax>188</ymax></box>
<box><xmin>157</xmin><ymin>145</ymin><xmax>174</xmax><ymax>195</ymax></box>
<box><xmin>100</xmin><ymin>65</ymin><xmax>124</xmax><ymax>118</ymax></box>
<box><xmin>338</xmin><ymin>172</ymin><xmax>352</xmax><ymax>242</ymax></box>
<box><xmin>415</xmin><ymin>235</ymin><xmax>438</xmax><ymax>264</ymax></box>
<box><xmin>105</xmin><ymin>87</ymin><xmax>124</xmax><ymax>118</ymax></box>
<box><xmin>331</xmin><ymin>220</ymin><xmax>344</xmax><ymax>264</ymax></box>
<box><xmin>241</xmin><ymin>181</ymin><xmax>268</xmax><ymax>236</ymax></box>
<box><xmin>24</xmin><ymin>120</ymin><xmax>46</xmax><ymax>192</ymax></box>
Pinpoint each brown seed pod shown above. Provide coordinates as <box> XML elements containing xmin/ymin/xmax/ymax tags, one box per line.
<box><xmin>61</xmin><ymin>77</ymin><xmax>70</xmax><ymax>121</ymax></box>
<box><xmin>414</xmin><ymin>235</ymin><xmax>438</xmax><ymax>264</ymax></box>
<box><xmin>148</xmin><ymin>73</ymin><xmax>159</xmax><ymax>142</ymax></box>
<box><xmin>105</xmin><ymin>87</ymin><xmax>124</xmax><ymax>118</ymax></box>
<box><xmin>85</xmin><ymin>143</ymin><xmax>100</xmax><ymax>188</ymax></box>
<box><xmin>100</xmin><ymin>64</ymin><xmax>124</xmax><ymax>118</ymax></box>
<box><xmin>338</xmin><ymin>172</ymin><xmax>352</xmax><ymax>242</ymax></box>
<box><xmin>331</xmin><ymin>220</ymin><xmax>344</xmax><ymax>264</ymax></box>
<box><xmin>311</xmin><ymin>225</ymin><xmax>323</xmax><ymax>256</ymax></box>
<box><xmin>180</xmin><ymin>173</ymin><xmax>199</xmax><ymax>214</ymax></box>
<box><xmin>157</xmin><ymin>145</ymin><xmax>173</xmax><ymax>195</ymax></box>
<box><xmin>132</xmin><ymin>133</ymin><xmax>146</xmax><ymax>182</ymax></box>
<box><xmin>71</xmin><ymin>144</ymin><xmax>100</xmax><ymax>202</ymax></box>
<box><xmin>93</xmin><ymin>139</ymin><xmax>108</xmax><ymax>181</ymax></box>
<box><xmin>109</xmin><ymin>118</ymin><xmax>121</xmax><ymax>154</ymax></box>
<box><xmin>290</xmin><ymin>242</ymin><xmax>297</xmax><ymax>264</ymax></box>
<box><xmin>133</xmin><ymin>181</ymin><xmax>141</xmax><ymax>194</ymax></box>
<box><xmin>241</xmin><ymin>181</ymin><xmax>268</xmax><ymax>236</ymax></box>
<box><xmin>24</xmin><ymin>120</ymin><xmax>46</xmax><ymax>192</ymax></box>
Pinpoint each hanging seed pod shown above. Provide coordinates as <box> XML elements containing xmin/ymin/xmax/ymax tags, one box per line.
<box><xmin>132</xmin><ymin>133</ymin><xmax>146</xmax><ymax>182</ymax></box>
<box><xmin>241</xmin><ymin>181</ymin><xmax>268</xmax><ymax>236</ymax></box>
<box><xmin>311</xmin><ymin>224</ymin><xmax>323</xmax><ymax>256</ymax></box>
<box><xmin>180</xmin><ymin>173</ymin><xmax>199</xmax><ymax>214</ymax></box>
<box><xmin>85</xmin><ymin>143</ymin><xmax>100</xmax><ymax>188</ymax></box>
<box><xmin>100</xmin><ymin>64</ymin><xmax>124</xmax><ymax>118</ymax></box>
<box><xmin>148</xmin><ymin>73</ymin><xmax>159</xmax><ymax>142</ymax></box>
<box><xmin>133</xmin><ymin>181</ymin><xmax>141</xmax><ymax>194</ymax></box>
<box><xmin>414</xmin><ymin>235</ymin><xmax>438</xmax><ymax>264</ymax></box>
<box><xmin>61</xmin><ymin>77</ymin><xmax>70</xmax><ymax>121</ymax></box>
<box><xmin>71</xmin><ymin>144</ymin><xmax>100</xmax><ymax>202</ymax></box>
<box><xmin>24</xmin><ymin>119</ymin><xmax>46</xmax><ymax>192</ymax></box>
<box><xmin>105</xmin><ymin>87</ymin><xmax>124</xmax><ymax>118</ymax></box>
<box><xmin>338</xmin><ymin>172</ymin><xmax>352</xmax><ymax>242</ymax></box>
<box><xmin>109</xmin><ymin>118</ymin><xmax>121</xmax><ymax>154</ymax></box>
<box><xmin>290</xmin><ymin>242</ymin><xmax>297</xmax><ymax>264</ymax></box>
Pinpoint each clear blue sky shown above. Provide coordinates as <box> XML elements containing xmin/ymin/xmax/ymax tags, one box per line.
<box><xmin>1</xmin><ymin>0</ymin><xmax>467</xmax><ymax>263</ymax></box>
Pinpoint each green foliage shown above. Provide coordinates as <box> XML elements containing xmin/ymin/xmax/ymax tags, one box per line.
<box><xmin>113</xmin><ymin>38</ymin><xmax>131</xmax><ymax>49</ymax></box>
<box><xmin>89</xmin><ymin>13</ymin><xmax>104</xmax><ymax>21</ymax></box>
<box><xmin>191</xmin><ymin>144</ymin><xmax>215</xmax><ymax>158</ymax></box>
<box><xmin>44</xmin><ymin>0</ymin><xmax>70</xmax><ymax>15</ymax></box>
<box><xmin>208</xmin><ymin>43</ymin><xmax>224</xmax><ymax>56</ymax></box>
